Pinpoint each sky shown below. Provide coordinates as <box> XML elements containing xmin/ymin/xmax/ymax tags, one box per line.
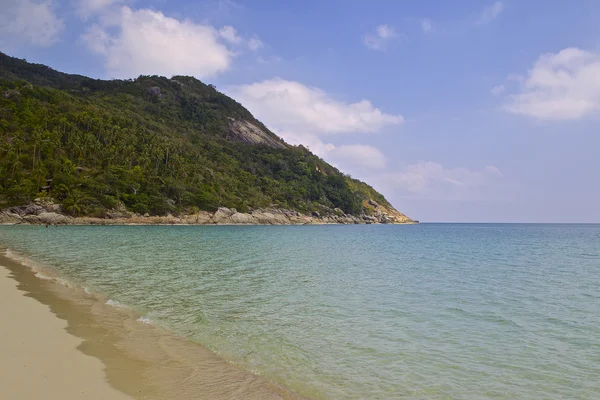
<box><xmin>1</xmin><ymin>0</ymin><xmax>600</xmax><ymax>222</ymax></box>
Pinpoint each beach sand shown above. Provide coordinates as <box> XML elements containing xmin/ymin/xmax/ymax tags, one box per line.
<box><xmin>0</xmin><ymin>264</ymin><xmax>132</xmax><ymax>400</ymax></box>
<box><xmin>0</xmin><ymin>251</ymin><xmax>301</xmax><ymax>400</ymax></box>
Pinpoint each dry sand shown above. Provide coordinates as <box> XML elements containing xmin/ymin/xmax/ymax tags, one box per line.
<box><xmin>0</xmin><ymin>265</ymin><xmax>132</xmax><ymax>400</ymax></box>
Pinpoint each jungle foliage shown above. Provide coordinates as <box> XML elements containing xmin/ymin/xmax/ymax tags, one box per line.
<box><xmin>0</xmin><ymin>52</ymin><xmax>391</xmax><ymax>217</ymax></box>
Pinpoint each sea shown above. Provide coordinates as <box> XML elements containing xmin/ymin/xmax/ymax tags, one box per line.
<box><xmin>0</xmin><ymin>223</ymin><xmax>599</xmax><ymax>399</ymax></box>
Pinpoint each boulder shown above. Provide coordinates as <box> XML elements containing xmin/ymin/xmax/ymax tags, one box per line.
<box><xmin>229</xmin><ymin>212</ymin><xmax>258</xmax><ymax>224</ymax></box>
<box><xmin>0</xmin><ymin>211</ymin><xmax>23</xmax><ymax>224</ymax></box>
<box><xmin>24</xmin><ymin>205</ymin><xmax>44</xmax><ymax>215</ymax></box>
<box><xmin>194</xmin><ymin>212</ymin><xmax>213</xmax><ymax>224</ymax></box>
<box><xmin>251</xmin><ymin>211</ymin><xmax>290</xmax><ymax>225</ymax></box>
<box><xmin>363</xmin><ymin>215</ymin><xmax>376</xmax><ymax>224</ymax></box>
<box><xmin>213</xmin><ymin>207</ymin><xmax>235</xmax><ymax>223</ymax></box>
<box><xmin>24</xmin><ymin>212</ymin><xmax>71</xmax><ymax>225</ymax></box>
<box><xmin>34</xmin><ymin>197</ymin><xmax>61</xmax><ymax>212</ymax></box>
<box><xmin>6</xmin><ymin>205</ymin><xmax>44</xmax><ymax>216</ymax></box>
<box><xmin>39</xmin><ymin>212</ymin><xmax>71</xmax><ymax>224</ymax></box>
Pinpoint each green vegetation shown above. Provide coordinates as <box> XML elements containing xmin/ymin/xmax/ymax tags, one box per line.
<box><xmin>0</xmin><ymin>52</ymin><xmax>394</xmax><ymax>217</ymax></box>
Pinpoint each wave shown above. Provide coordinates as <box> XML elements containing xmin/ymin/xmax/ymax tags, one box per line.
<box><xmin>5</xmin><ymin>248</ymin><xmax>75</xmax><ymax>288</ymax></box>
<box><xmin>137</xmin><ymin>316</ymin><xmax>153</xmax><ymax>325</ymax></box>
<box><xmin>105</xmin><ymin>299</ymin><xmax>128</xmax><ymax>309</ymax></box>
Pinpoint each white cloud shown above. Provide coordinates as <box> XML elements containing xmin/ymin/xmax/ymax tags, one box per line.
<box><xmin>227</xmin><ymin>78</ymin><xmax>404</xmax><ymax>135</ymax></box>
<box><xmin>380</xmin><ymin>161</ymin><xmax>503</xmax><ymax>200</ymax></box>
<box><xmin>363</xmin><ymin>24</ymin><xmax>399</xmax><ymax>51</ymax></box>
<box><xmin>216</xmin><ymin>25</ymin><xmax>263</xmax><ymax>51</ymax></box>
<box><xmin>227</xmin><ymin>79</ymin><xmax>401</xmax><ymax>171</ymax></box>
<box><xmin>82</xmin><ymin>6</ymin><xmax>233</xmax><ymax>78</ymax></box>
<box><xmin>330</xmin><ymin>145</ymin><xmax>387</xmax><ymax>170</ymax></box>
<box><xmin>75</xmin><ymin>0</ymin><xmax>125</xmax><ymax>18</ymax></box>
<box><xmin>476</xmin><ymin>1</ymin><xmax>504</xmax><ymax>25</ymax></box>
<box><xmin>275</xmin><ymin>131</ymin><xmax>385</xmax><ymax>171</ymax></box>
<box><xmin>218</xmin><ymin>25</ymin><xmax>242</xmax><ymax>44</ymax></box>
<box><xmin>248</xmin><ymin>36</ymin><xmax>264</xmax><ymax>51</ymax></box>
<box><xmin>421</xmin><ymin>19</ymin><xmax>433</xmax><ymax>33</ymax></box>
<box><xmin>0</xmin><ymin>0</ymin><xmax>64</xmax><ymax>46</ymax></box>
<box><xmin>504</xmin><ymin>47</ymin><xmax>600</xmax><ymax>120</ymax></box>
<box><xmin>376</xmin><ymin>24</ymin><xmax>396</xmax><ymax>39</ymax></box>
<box><xmin>491</xmin><ymin>84</ymin><xmax>505</xmax><ymax>95</ymax></box>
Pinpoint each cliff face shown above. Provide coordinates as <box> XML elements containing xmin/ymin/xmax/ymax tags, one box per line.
<box><xmin>0</xmin><ymin>52</ymin><xmax>415</xmax><ymax>223</ymax></box>
<box><xmin>227</xmin><ymin>118</ymin><xmax>287</xmax><ymax>149</ymax></box>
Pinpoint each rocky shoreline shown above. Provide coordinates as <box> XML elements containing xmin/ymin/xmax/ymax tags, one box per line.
<box><xmin>0</xmin><ymin>198</ymin><xmax>417</xmax><ymax>226</ymax></box>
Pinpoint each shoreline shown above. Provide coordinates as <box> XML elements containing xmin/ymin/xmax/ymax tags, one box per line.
<box><xmin>0</xmin><ymin>248</ymin><xmax>305</xmax><ymax>400</ymax></box>
<box><xmin>1</xmin><ymin>200</ymin><xmax>418</xmax><ymax>226</ymax></box>
<box><xmin>0</xmin><ymin>257</ymin><xmax>133</xmax><ymax>400</ymax></box>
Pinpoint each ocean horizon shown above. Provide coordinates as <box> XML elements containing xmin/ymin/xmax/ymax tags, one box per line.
<box><xmin>1</xmin><ymin>223</ymin><xmax>599</xmax><ymax>399</ymax></box>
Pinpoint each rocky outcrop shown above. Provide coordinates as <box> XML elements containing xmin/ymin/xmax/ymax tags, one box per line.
<box><xmin>0</xmin><ymin>199</ymin><xmax>416</xmax><ymax>226</ymax></box>
<box><xmin>227</xmin><ymin>119</ymin><xmax>287</xmax><ymax>149</ymax></box>
<box><xmin>229</xmin><ymin>212</ymin><xmax>258</xmax><ymax>224</ymax></box>
<box><xmin>23</xmin><ymin>212</ymin><xmax>71</xmax><ymax>225</ymax></box>
<box><xmin>0</xmin><ymin>210</ymin><xmax>23</xmax><ymax>224</ymax></box>
<box><xmin>0</xmin><ymin>201</ymin><xmax>72</xmax><ymax>225</ymax></box>
<box><xmin>362</xmin><ymin>200</ymin><xmax>415</xmax><ymax>224</ymax></box>
<box><xmin>33</xmin><ymin>197</ymin><xmax>61</xmax><ymax>213</ymax></box>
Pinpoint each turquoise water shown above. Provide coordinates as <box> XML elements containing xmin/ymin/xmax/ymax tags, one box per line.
<box><xmin>1</xmin><ymin>224</ymin><xmax>599</xmax><ymax>399</ymax></box>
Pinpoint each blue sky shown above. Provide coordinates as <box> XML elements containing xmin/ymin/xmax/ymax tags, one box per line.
<box><xmin>2</xmin><ymin>0</ymin><xmax>600</xmax><ymax>222</ymax></box>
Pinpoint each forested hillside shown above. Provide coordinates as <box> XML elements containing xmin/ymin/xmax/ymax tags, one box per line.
<box><xmin>0</xmin><ymin>52</ymin><xmax>410</xmax><ymax>221</ymax></box>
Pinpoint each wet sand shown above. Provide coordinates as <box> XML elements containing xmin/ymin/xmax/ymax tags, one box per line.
<box><xmin>0</xmin><ymin>263</ymin><xmax>132</xmax><ymax>400</ymax></box>
<box><xmin>0</xmin><ymin>251</ymin><xmax>302</xmax><ymax>400</ymax></box>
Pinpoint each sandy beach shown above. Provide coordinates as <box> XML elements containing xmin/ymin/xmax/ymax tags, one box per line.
<box><xmin>0</xmin><ymin>264</ymin><xmax>132</xmax><ymax>400</ymax></box>
<box><xmin>0</xmin><ymin>250</ymin><xmax>302</xmax><ymax>400</ymax></box>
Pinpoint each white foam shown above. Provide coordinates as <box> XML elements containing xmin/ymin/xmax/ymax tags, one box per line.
<box><xmin>83</xmin><ymin>287</ymin><xmax>92</xmax><ymax>295</ymax></box>
<box><xmin>105</xmin><ymin>299</ymin><xmax>127</xmax><ymax>308</ymax></box>
<box><xmin>137</xmin><ymin>316</ymin><xmax>153</xmax><ymax>325</ymax></box>
<box><xmin>34</xmin><ymin>272</ymin><xmax>53</xmax><ymax>281</ymax></box>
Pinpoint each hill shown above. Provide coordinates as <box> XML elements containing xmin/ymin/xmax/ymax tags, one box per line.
<box><xmin>0</xmin><ymin>52</ymin><xmax>414</xmax><ymax>224</ymax></box>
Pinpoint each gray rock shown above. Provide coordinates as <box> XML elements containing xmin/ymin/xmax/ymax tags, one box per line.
<box><xmin>363</xmin><ymin>215</ymin><xmax>376</xmax><ymax>224</ymax></box>
<box><xmin>213</xmin><ymin>207</ymin><xmax>235</xmax><ymax>223</ymax></box>
<box><xmin>147</xmin><ymin>86</ymin><xmax>165</xmax><ymax>98</ymax></box>
<box><xmin>0</xmin><ymin>211</ymin><xmax>23</xmax><ymax>224</ymax></box>
<box><xmin>7</xmin><ymin>207</ymin><xmax>25</xmax><ymax>217</ymax></box>
<box><xmin>251</xmin><ymin>211</ymin><xmax>290</xmax><ymax>225</ymax></box>
<box><xmin>229</xmin><ymin>213</ymin><xmax>258</xmax><ymax>224</ymax></box>
<box><xmin>40</xmin><ymin>212</ymin><xmax>71</xmax><ymax>224</ymax></box>
<box><xmin>24</xmin><ymin>212</ymin><xmax>71</xmax><ymax>225</ymax></box>
<box><xmin>34</xmin><ymin>198</ymin><xmax>61</xmax><ymax>212</ymax></box>
<box><xmin>7</xmin><ymin>205</ymin><xmax>44</xmax><ymax>216</ymax></box>
<box><xmin>312</xmin><ymin>211</ymin><xmax>320</xmax><ymax>218</ymax></box>
<box><xmin>24</xmin><ymin>205</ymin><xmax>44</xmax><ymax>215</ymax></box>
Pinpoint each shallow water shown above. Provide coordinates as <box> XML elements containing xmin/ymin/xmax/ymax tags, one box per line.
<box><xmin>1</xmin><ymin>224</ymin><xmax>599</xmax><ymax>399</ymax></box>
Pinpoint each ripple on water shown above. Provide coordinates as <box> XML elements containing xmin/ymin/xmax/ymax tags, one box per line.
<box><xmin>1</xmin><ymin>223</ymin><xmax>599</xmax><ymax>399</ymax></box>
